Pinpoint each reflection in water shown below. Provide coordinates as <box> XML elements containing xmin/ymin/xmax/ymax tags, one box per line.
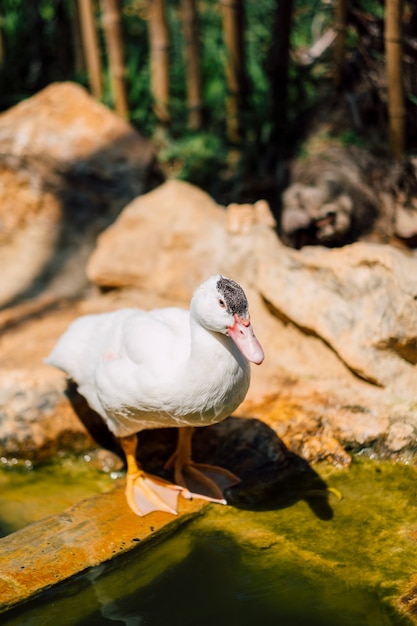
<box><xmin>2</xmin><ymin>457</ymin><xmax>414</xmax><ymax>626</ymax></box>
<box><xmin>78</xmin><ymin>534</ymin><xmax>389</xmax><ymax>626</ymax></box>
<box><xmin>3</xmin><ymin>531</ymin><xmax>402</xmax><ymax>626</ymax></box>
<box><xmin>87</xmin><ymin>564</ymin><xmax>144</xmax><ymax>626</ymax></box>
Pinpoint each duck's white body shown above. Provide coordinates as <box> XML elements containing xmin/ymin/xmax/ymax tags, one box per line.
<box><xmin>46</xmin><ymin>305</ymin><xmax>251</xmax><ymax>437</ymax></box>
<box><xmin>46</xmin><ymin>275</ymin><xmax>264</xmax><ymax>516</ymax></box>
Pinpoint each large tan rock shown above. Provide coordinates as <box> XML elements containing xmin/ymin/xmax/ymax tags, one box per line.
<box><xmin>0</xmin><ymin>82</ymin><xmax>162</xmax><ymax>307</ymax></box>
<box><xmin>87</xmin><ymin>178</ymin><xmax>417</xmax><ymax>395</ymax></box>
<box><xmin>255</xmin><ymin>233</ymin><xmax>417</xmax><ymax>390</ymax></box>
<box><xmin>87</xmin><ymin>179</ymin><xmax>276</xmax><ymax>299</ymax></box>
<box><xmin>87</xmin><ymin>180</ymin><xmax>227</xmax><ymax>301</ymax></box>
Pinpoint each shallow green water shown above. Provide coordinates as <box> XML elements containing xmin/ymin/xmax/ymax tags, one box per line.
<box><xmin>1</xmin><ymin>458</ymin><xmax>416</xmax><ymax>625</ymax></box>
<box><xmin>0</xmin><ymin>455</ymin><xmax>115</xmax><ymax>537</ymax></box>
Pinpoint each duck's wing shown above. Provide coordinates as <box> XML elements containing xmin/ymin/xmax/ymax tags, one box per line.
<box><xmin>46</xmin><ymin>307</ymin><xmax>191</xmax><ymax>423</ymax></box>
<box><xmin>45</xmin><ymin>309</ymin><xmax>134</xmax><ymax>380</ymax></box>
<box><xmin>91</xmin><ymin>308</ymin><xmax>191</xmax><ymax>417</ymax></box>
<box><xmin>121</xmin><ymin>307</ymin><xmax>190</xmax><ymax>370</ymax></box>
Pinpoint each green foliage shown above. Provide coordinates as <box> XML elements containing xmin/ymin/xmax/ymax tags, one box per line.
<box><xmin>0</xmin><ymin>0</ymin><xmax>339</xmax><ymax>191</ymax></box>
<box><xmin>296</xmin><ymin>127</ymin><xmax>367</xmax><ymax>161</ymax></box>
<box><xmin>121</xmin><ymin>2</ymin><xmax>156</xmax><ymax>135</ymax></box>
<box><xmin>1</xmin><ymin>0</ymin><xmax>402</xmax><ymax>191</ymax></box>
<box><xmin>158</xmin><ymin>132</ymin><xmax>227</xmax><ymax>189</ymax></box>
<box><xmin>339</xmin><ymin>128</ymin><xmax>367</xmax><ymax>147</ymax></box>
<box><xmin>0</xmin><ymin>0</ymin><xmax>76</xmax><ymax>108</ymax></box>
<box><xmin>354</xmin><ymin>0</ymin><xmax>385</xmax><ymax>19</ymax></box>
<box><xmin>408</xmin><ymin>93</ymin><xmax>417</xmax><ymax>107</ymax></box>
<box><xmin>199</xmin><ymin>1</ymin><xmax>228</xmax><ymax>122</ymax></box>
<box><xmin>292</xmin><ymin>0</ymin><xmax>333</xmax><ymax>48</ymax></box>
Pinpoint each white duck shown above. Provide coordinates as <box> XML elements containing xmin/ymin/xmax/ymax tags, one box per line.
<box><xmin>46</xmin><ymin>275</ymin><xmax>264</xmax><ymax>516</ymax></box>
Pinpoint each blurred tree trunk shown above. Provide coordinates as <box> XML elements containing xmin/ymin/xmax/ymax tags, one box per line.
<box><xmin>220</xmin><ymin>0</ymin><xmax>248</xmax><ymax>143</ymax></box>
<box><xmin>181</xmin><ymin>0</ymin><xmax>202</xmax><ymax>130</ymax></box>
<box><xmin>70</xmin><ymin>0</ymin><xmax>86</xmax><ymax>75</ymax></box>
<box><xmin>147</xmin><ymin>0</ymin><xmax>170</xmax><ymax>126</ymax></box>
<box><xmin>268</xmin><ymin>0</ymin><xmax>293</xmax><ymax>155</ymax></box>
<box><xmin>334</xmin><ymin>0</ymin><xmax>348</xmax><ymax>89</ymax></box>
<box><xmin>385</xmin><ymin>0</ymin><xmax>405</xmax><ymax>160</ymax></box>
<box><xmin>101</xmin><ymin>0</ymin><xmax>129</xmax><ymax>118</ymax></box>
<box><xmin>78</xmin><ymin>0</ymin><xmax>103</xmax><ymax>98</ymax></box>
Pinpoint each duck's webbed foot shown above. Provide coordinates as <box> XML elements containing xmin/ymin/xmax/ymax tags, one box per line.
<box><xmin>125</xmin><ymin>469</ymin><xmax>185</xmax><ymax>516</ymax></box>
<box><xmin>164</xmin><ymin>427</ymin><xmax>240</xmax><ymax>505</ymax></box>
<box><xmin>173</xmin><ymin>461</ymin><xmax>240</xmax><ymax>504</ymax></box>
<box><xmin>120</xmin><ymin>435</ymin><xmax>188</xmax><ymax>517</ymax></box>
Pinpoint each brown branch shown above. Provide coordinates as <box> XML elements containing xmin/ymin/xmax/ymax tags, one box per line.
<box><xmin>78</xmin><ymin>0</ymin><xmax>103</xmax><ymax>99</ymax></box>
<box><xmin>101</xmin><ymin>0</ymin><xmax>129</xmax><ymax>118</ymax></box>
<box><xmin>334</xmin><ymin>0</ymin><xmax>348</xmax><ymax>89</ymax></box>
<box><xmin>294</xmin><ymin>28</ymin><xmax>337</xmax><ymax>66</ymax></box>
<box><xmin>220</xmin><ymin>0</ymin><xmax>248</xmax><ymax>143</ymax></box>
<box><xmin>147</xmin><ymin>0</ymin><xmax>170</xmax><ymax>126</ymax></box>
<box><xmin>70</xmin><ymin>0</ymin><xmax>86</xmax><ymax>75</ymax></box>
<box><xmin>385</xmin><ymin>0</ymin><xmax>405</xmax><ymax>160</ymax></box>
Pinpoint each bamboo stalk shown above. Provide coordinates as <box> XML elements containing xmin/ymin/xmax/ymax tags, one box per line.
<box><xmin>385</xmin><ymin>0</ymin><xmax>405</xmax><ymax>160</ymax></box>
<box><xmin>101</xmin><ymin>0</ymin><xmax>129</xmax><ymax>118</ymax></box>
<box><xmin>334</xmin><ymin>0</ymin><xmax>348</xmax><ymax>89</ymax></box>
<box><xmin>181</xmin><ymin>0</ymin><xmax>202</xmax><ymax>130</ymax></box>
<box><xmin>78</xmin><ymin>0</ymin><xmax>103</xmax><ymax>99</ymax></box>
<box><xmin>70</xmin><ymin>0</ymin><xmax>86</xmax><ymax>76</ymax></box>
<box><xmin>220</xmin><ymin>0</ymin><xmax>248</xmax><ymax>143</ymax></box>
<box><xmin>147</xmin><ymin>0</ymin><xmax>170</xmax><ymax>126</ymax></box>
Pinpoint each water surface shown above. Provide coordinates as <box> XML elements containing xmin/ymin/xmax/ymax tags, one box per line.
<box><xmin>1</xmin><ymin>458</ymin><xmax>415</xmax><ymax>625</ymax></box>
<box><xmin>0</xmin><ymin>455</ymin><xmax>115</xmax><ymax>537</ymax></box>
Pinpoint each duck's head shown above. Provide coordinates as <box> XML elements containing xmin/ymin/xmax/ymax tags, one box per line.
<box><xmin>190</xmin><ymin>275</ymin><xmax>264</xmax><ymax>365</ymax></box>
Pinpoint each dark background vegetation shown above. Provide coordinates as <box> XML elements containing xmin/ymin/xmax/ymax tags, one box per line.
<box><xmin>1</xmin><ymin>0</ymin><xmax>416</xmax><ymax>204</ymax></box>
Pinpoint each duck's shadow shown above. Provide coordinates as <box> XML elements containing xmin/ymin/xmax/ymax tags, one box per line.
<box><xmin>66</xmin><ymin>380</ymin><xmax>336</xmax><ymax>521</ymax></box>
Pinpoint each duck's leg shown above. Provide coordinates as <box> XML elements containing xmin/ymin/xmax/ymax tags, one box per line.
<box><xmin>164</xmin><ymin>427</ymin><xmax>240</xmax><ymax>504</ymax></box>
<box><xmin>120</xmin><ymin>435</ymin><xmax>188</xmax><ymax>517</ymax></box>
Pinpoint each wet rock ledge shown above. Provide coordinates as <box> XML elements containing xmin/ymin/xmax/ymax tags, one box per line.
<box><xmin>0</xmin><ymin>485</ymin><xmax>204</xmax><ymax>614</ymax></box>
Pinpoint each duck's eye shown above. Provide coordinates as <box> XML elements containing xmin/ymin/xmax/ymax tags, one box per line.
<box><xmin>218</xmin><ymin>299</ymin><xmax>226</xmax><ymax>309</ymax></box>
